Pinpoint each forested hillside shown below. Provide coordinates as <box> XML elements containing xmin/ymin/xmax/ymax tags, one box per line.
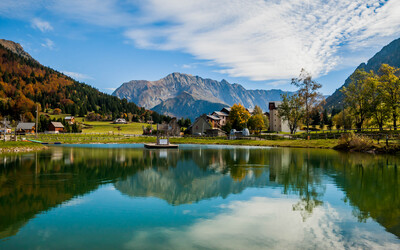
<box><xmin>325</xmin><ymin>37</ymin><xmax>400</xmax><ymax>109</ymax></box>
<box><xmin>0</xmin><ymin>40</ymin><xmax>170</xmax><ymax>123</ymax></box>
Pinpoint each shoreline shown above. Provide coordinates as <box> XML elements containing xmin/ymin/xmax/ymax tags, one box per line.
<box><xmin>0</xmin><ymin>142</ymin><xmax>48</xmax><ymax>154</ymax></box>
<box><xmin>53</xmin><ymin>137</ymin><xmax>339</xmax><ymax>149</ymax></box>
<box><xmin>1</xmin><ymin>137</ymin><xmax>399</xmax><ymax>154</ymax></box>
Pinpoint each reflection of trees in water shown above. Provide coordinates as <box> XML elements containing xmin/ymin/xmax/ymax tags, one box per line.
<box><xmin>268</xmin><ymin>148</ymin><xmax>326</xmax><ymax>221</ymax></box>
<box><xmin>328</xmin><ymin>152</ymin><xmax>400</xmax><ymax>237</ymax></box>
<box><xmin>0</xmin><ymin>147</ymin><xmax>151</xmax><ymax>239</ymax></box>
<box><xmin>268</xmin><ymin>148</ymin><xmax>400</xmax><ymax>236</ymax></box>
<box><xmin>1</xmin><ymin>146</ymin><xmax>399</xmax><ymax>239</ymax></box>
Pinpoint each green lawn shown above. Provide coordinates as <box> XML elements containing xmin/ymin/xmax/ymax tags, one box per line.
<box><xmin>81</xmin><ymin>121</ymin><xmax>149</xmax><ymax>134</ymax></box>
<box><xmin>21</xmin><ymin>134</ymin><xmax>339</xmax><ymax>149</ymax></box>
<box><xmin>24</xmin><ymin>134</ymin><xmax>153</xmax><ymax>144</ymax></box>
<box><xmin>169</xmin><ymin>137</ymin><xmax>338</xmax><ymax>149</ymax></box>
<box><xmin>41</xmin><ymin>112</ymin><xmax>148</xmax><ymax>134</ymax></box>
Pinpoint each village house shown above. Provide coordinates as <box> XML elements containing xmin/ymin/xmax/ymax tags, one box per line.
<box><xmin>16</xmin><ymin>122</ymin><xmax>35</xmax><ymax>134</ymax></box>
<box><xmin>167</xmin><ymin>118</ymin><xmax>181</xmax><ymax>136</ymax></box>
<box><xmin>206</xmin><ymin>128</ymin><xmax>226</xmax><ymax>137</ymax></box>
<box><xmin>246</xmin><ymin>108</ymin><xmax>254</xmax><ymax>115</ymax></box>
<box><xmin>150</xmin><ymin>118</ymin><xmax>181</xmax><ymax>136</ymax></box>
<box><xmin>220</xmin><ymin>107</ymin><xmax>231</xmax><ymax>115</ymax></box>
<box><xmin>211</xmin><ymin>111</ymin><xmax>229</xmax><ymax>126</ymax></box>
<box><xmin>207</xmin><ymin>114</ymin><xmax>222</xmax><ymax>128</ymax></box>
<box><xmin>188</xmin><ymin>115</ymin><xmax>212</xmax><ymax>135</ymax></box>
<box><xmin>268</xmin><ymin>102</ymin><xmax>290</xmax><ymax>133</ymax></box>
<box><xmin>0</xmin><ymin>121</ymin><xmax>12</xmax><ymax>134</ymax></box>
<box><xmin>48</xmin><ymin>122</ymin><xmax>65</xmax><ymax>134</ymax></box>
<box><xmin>65</xmin><ymin>116</ymin><xmax>75</xmax><ymax>125</ymax></box>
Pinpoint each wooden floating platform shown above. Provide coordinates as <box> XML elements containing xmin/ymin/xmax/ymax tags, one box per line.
<box><xmin>144</xmin><ymin>143</ymin><xmax>179</xmax><ymax>149</ymax></box>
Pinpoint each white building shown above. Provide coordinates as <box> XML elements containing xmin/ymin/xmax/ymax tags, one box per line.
<box><xmin>269</xmin><ymin>102</ymin><xmax>290</xmax><ymax>133</ymax></box>
<box><xmin>113</xmin><ymin>118</ymin><xmax>127</xmax><ymax>124</ymax></box>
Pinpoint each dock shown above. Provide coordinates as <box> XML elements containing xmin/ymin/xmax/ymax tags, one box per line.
<box><xmin>144</xmin><ymin>133</ymin><xmax>178</xmax><ymax>149</ymax></box>
<box><xmin>144</xmin><ymin>143</ymin><xmax>178</xmax><ymax>149</ymax></box>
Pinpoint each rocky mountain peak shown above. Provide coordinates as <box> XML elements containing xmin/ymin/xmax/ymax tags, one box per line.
<box><xmin>0</xmin><ymin>39</ymin><xmax>35</xmax><ymax>61</ymax></box>
<box><xmin>113</xmin><ymin>73</ymin><xmax>291</xmax><ymax>119</ymax></box>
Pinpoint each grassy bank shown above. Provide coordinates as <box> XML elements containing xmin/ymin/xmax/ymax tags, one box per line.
<box><xmin>5</xmin><ymin>134</ymin><xmax>399</xmax><ymax>153</ymax></box>
<box><xmin>22</xmin><ymin>134</ymin><xmax>339</xmax><ymax>149</ymax></box>
<box><xmin>168</xmin><ymin>137</ymin><xmax>338</xmax><ymax>148</ymax></box>
<box><xmin>0</xmin><ymin>141</ymin><xmax>47</xmax><ymax>154</ymax></box>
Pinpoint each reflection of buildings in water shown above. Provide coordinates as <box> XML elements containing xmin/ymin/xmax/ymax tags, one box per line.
<box><xmin>143</xmin><ymin>149</ymin><xmax>180</xmax><ymax>169</ymax></box>
<box><xmin>51</xmin><ymin>147</ymin><xmax>63</xmax><ymax>161</ymax></box>
<box><xmin>116</xmin><ymin>154</ymin><xmax>126</xmax><ymax>163</ymax></box>
<box><xmin>159</xmin><ymin>150</ymin><xmax>167</xmax><ymax>158</ymax></box>
<box><xmin>244</xmin><ymin>148</ymin><xmax>250</xmax><ymax>163</ymax></box>
<box><xmin>229</xmin><ymin>148</ymin><xmax>250</xmax><ymax>163</ymax></box>
<box><xmin>1</xmin><ymin>154</ymin><xmax>35</xmax><ymax>170</ymax></box>
<box><xmin>69</xmin><ymin>148</ymin><xmax>74</xmax><ymax>164</ymax></box>
<box><xmin>207</xmin><ymin>150</ymin><xmax>226</xmax><ymax>173</ymax></box>
<box><xmin>231</xmin><ymin>148</ymin><xmax>236</xmax><ymax>162</ymax></box>
<box><xmin>268</xmin><ymin>148</ymin><xmax>291</xmax><ymax>182</ymax></box>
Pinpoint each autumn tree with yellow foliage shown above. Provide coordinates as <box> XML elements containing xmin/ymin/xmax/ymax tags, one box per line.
<box><xmin>228</xmin><ymin>103</ymin><xmax>250</xmax><ymax>130</ymax></box>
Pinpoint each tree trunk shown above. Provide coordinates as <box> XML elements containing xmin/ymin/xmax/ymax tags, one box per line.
<box><xmin>394</xmin><ymin>112</ymin><xmax>397</xmax><ymax>130</ymax></box>
<box><xmin>356</xmin><ymin>122</ymin><xmax>362</xmax><ymax>132</ymax></box>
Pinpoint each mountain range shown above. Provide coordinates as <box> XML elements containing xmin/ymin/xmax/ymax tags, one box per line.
<box><xmin>114</xmin><ymin>37</ymin><xmax>400</xmax><ymax>118</ymax></box>
<box><xmin>113</xmin><ymin>73</ymin><xmax>291</xmax><ymax>120</ymax></box>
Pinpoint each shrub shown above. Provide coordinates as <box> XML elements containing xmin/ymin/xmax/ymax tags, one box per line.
<box><xmin>336</xmin><ymin>133</ymin><xmax>374</xmax><ymax>151</ymax></box>
<box><xmin>53</xmin><ymin>108</ymin><xmax>62</xmax><ymax>115</ymax></box>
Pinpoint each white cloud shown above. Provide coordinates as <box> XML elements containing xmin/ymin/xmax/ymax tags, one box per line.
<box><xmin>61</xmin><ymin>197</ymin><xmax>85</xmax><ymax>207</ymax></box>
<box><xmin>104</xmin><ymin>87</ymin><xmax>117</xmax><ymax>92</ymax></box>
<box><xmin>41</xmin><ymin>38</ymin><xmax>55</xmax><ymax>49</ymax></box>
<box><xmin>2</xmin><ymin>0</ymin><xmax>400</xmax><ymax>83</ymax></box>
<box><xmin>182</xmin><ymin>64</ymin><xmax>193</xmax><ymax>69</ymax></box>
<box><xmin>267</xmin><ymin>80</ymin><xmax>290</xmax><ymax>87</ymax></box>
<box><xmin>31</xmin><ymin>17</ymin><xmax>53</xmax><ymax>32</ymax></box>
<box><xmin>124</xmin><ymin>197</ymin><xmax>399</xmax><ymax>249</ymax></box>
<box><xmin>124</xmin><ymin>0</ymin><xmax>400</xmax><ymax>81</ymax></box>
<box><xmin>62</xmin><ymin>71</ymin><xmax>93</xmax><ymax>80</ymax></box>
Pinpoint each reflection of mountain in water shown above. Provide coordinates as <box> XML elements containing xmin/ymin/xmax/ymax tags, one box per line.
<box><xmin>0</xmin><ymin>146</ymin><xmax>399</xmax><ymax>240</ymax></box>
<box><xmin>115</xmin><ymin>159</ymin><xmax>270</xmax><ymax>205</ymax></box>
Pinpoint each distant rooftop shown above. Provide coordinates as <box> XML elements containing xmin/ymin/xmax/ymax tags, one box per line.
<box><xmin>16</xmin><ymin>122</ymin><xmax>35</xmax><ymax>130</ymax></box>
<box><xmin>212</xmin><ymin>111</ymin><xmax>228</xmax><ymax>117</ymax></box>
<box><xmin>51</xmin><ymin>122</ymin><xmax>64</xmax><ymax>128</ymax></box>
<box><xmin>207</xmin><ymin>115</ymin><xmax>221</xmax><ymax>121</ymax></box>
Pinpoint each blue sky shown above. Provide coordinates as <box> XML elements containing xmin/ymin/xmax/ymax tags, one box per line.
<box><xmin>1</xmin><ymin>0</ymin><xmax>400</xmax><ymax>95</ymax></box>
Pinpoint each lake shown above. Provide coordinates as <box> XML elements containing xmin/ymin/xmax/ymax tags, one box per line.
<box><xmin>0</xmin><ymin>144</ymin><xmax>399</xmax><ymax>249</ymax></box>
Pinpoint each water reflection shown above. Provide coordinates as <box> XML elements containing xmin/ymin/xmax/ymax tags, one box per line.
<box><xmin>124</xmin><ymin>197</ymin><xmax>398</xmax><ymax>249</ymax></box>
<box><xmin>0</xmin><ymin>145</ymin><xmax>399</xmax><ymax>242</ymax></box>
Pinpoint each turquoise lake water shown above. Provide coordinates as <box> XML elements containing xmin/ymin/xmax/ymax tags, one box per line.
<box><xmin>0</xmin><ymin>144</ymin><xmax>399</xmax><ymax>249</ymax></box>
